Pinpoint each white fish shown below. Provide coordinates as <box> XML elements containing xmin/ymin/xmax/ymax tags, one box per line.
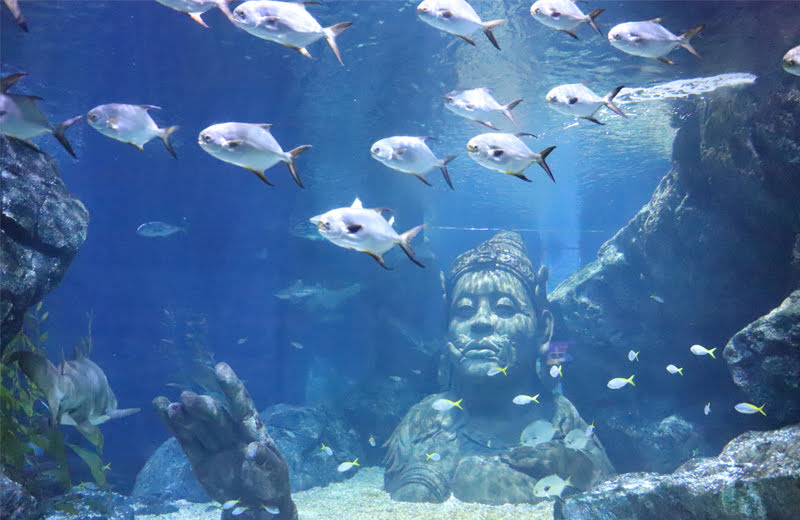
<box><xmin>263</xmin><ymin>505</ymin><xmax>280</xmax><ymax>515</ymax></box>
<box><xmin>486</xmin><ymin>365</ymin><xmax>508</xmax><ymax>376</ymax></box>
<box><xmin>231</xmin><ymin>507</ymin><xmax>248</xmax><ymax>516</ymax></box>
<box><xmin>735</xmin><ymin>402</ymin><xmax>766</xmax><ymax>416</ymax></box>
<box><xmin>690</xmin><ymin>344</ymin><xmax>716</xmax><ymax>359</ymax></box>
<box><xmin>704</xmin><ymin>402</ymin><xmax>711</xmax><ymax>416</ymax></box>
<box><xmin>289</xmin><ymin>341</ymin><xmax>304</xmax><ymax>350</ymax></box>
<box><xmin>607</xmin><ymin>375</ymin><xmax>635</xmax><ymax>389</ymax></box>
<box><xmin>388</xmin><ymin>375</ymin><xmax>404</xmax><ymax>383</ymax></box>
<box><xmin>443</xmin><ymin>87</ymin><xmax>522</xmax><ymax>130</ymax></box>
<box><xmin>426</xmin><ymin>452</ymin><xmax>441</xmax><ymax>461</ymax></box>
<box><xmin>564</xmin><ymin>428</ymin><xmax>589</xmax><ymax>450</ymax></box>
<box><xmin>0</xmin><ymin>73</ymin><xmax>81</xmax><ymax>157</ymax></box>
<box><xmin>198</xmin><ymin>122</ymin><xmax>311</xmax><ymax>187</ymax></box>
<box><xmin>337</xmin><ymin>458</ymin><xmax>359</xmax><ymax>472</ymax></box>
<box><xmin>529</xmin><ymin>0</ymin><xmax>603</xmax><ymax>39</ymax></box>
<box><xmin>432</xmin><ymin>397</ymin><xmax>463</xmax><ymax>411</ymax></box>
<box><xmin>320</xmin><ymin>443</ymin><xmax>333</xmax><ymax>456</ymax></box>
<box><xmin>545</xmin><ymin>83</ymin><xmax>627</xmax><ymax>125</ymax></box>
<box><xmin>88</xmin><ymin>103</ymin><xmax>179</xmax><ymax>157</ymax></box>
<box><xmin>608</xmin><ymin>19</ymin><xmax>705</xmax><ymax>65</ymax></box>
<box><xmin>370</xmin><ymin>136</ymin><xmax>455</xmax><ymax>189</ymax></box>
<box><xmin>222</xmin><ymin>499</ymin><xmax>239</xmax><ymax>510</ymax></box>
<box><xmin>512</xmin><ymin>394</ymin><xmax>540</xmax><ymax>405</ymax></box>
<box><xmin>232</xmin><ymin>1</ymin><xmax>352</xmax><ymax>65</ymax></box>
<box><xmin>666</xmin><ymin>364</ymin><xmax>683</xmax><ymax>375</ymax></box>
<box><xmin>783</xmin><ymin>45</ymin><xmax>800</xmax><ymax>76</ymax></box>
<box><xmin>549</xmin><ymin>364</ymin><xmax>562</xmax><ymax>378</ymax></box>
<box><xmin>520</xmin><ymin>420</ymin><xmax>556</xmax><ymax>446</ymax></box>
<box><xmin>154</xmin><ymin>0</ymin><xmax>235</xmax><ymax>27</ymax></box>
<box><xmin>628</xmin><ymin>350</ymin><xmax>639</xmax><ymax>362</ymax></box>
<box><xmin>533</xmin><ymin>474</ymin><xmax>571</xmax><ymax>498</ymax></box>
<box><xmin>466</xmin><ymin>132</ymin><xmax>556</xmax><ymax>182</ymax></box>
<box><xmin>584</xmin><ymin>421</ymin><xmax>595</xmax><ymax>437</ymax></box>
<box><xmin>309</xmin><ymin>198</ymin><xmax>424</xmax><ymax>269</ymax></box>
<box><xmin>368</xmin><ymin>435</ymin><xmax>376</xmax><ymax>447</ymax></box>
<box><xmin>416</xmin><ymin>0</ymin><xmax>504</xmax><ymax>50</ymax></box>
<box><xmin>136</xmin><ymin>221</ymin><xmax>186</xmax><ymax>238</ymax></box>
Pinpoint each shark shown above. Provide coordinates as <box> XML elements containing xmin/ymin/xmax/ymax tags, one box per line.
<box><xmin>273</xmin><ymin>279</ymin><xmax>361</xmax><ymax>310</ymax></box>
<box><xmin>10</xmin><ymin>348</ymin><xmax>140</xmax><ymax>437</ymax></box>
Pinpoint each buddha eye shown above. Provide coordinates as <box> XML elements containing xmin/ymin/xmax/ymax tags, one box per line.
<box><xmin>495</xmin><ymin>297</ymin><xmax>516</xmax><ymax>318</ymax></box>
<box><xmin>454</xmin><ymin>298</ymin><xmax>474</xmax><ymax>318</ymax></box>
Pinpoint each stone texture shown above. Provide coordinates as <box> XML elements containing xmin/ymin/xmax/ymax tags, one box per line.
<box><xmin>724</xmin><ymin>290</ymin><xmax>800</xmax><ymax>424</ymax></box>
<box><xmin>42</xmin><ymin>488</ymin><xmax>134</xmax><ymax>520</ymax></box>
<box><xmin>553</xmin><ymin>424</ymin><xmax>800</xmax><ymax>520</ymax></box>
<box><xmin>0</xmin><ymin>136</ymin><xmax>89</xmax><ymax>350</ymax></box>
<box><xmin>548</xmin><ymin>80</ymin><xmax>800</xmax><ymax>472</ymax></box>
<box><xmin>131</xmin><ymin>437</ymin><xmax>209</xmax><ymax>502</ymax></box>
<box><xmin>0</xmin><ymin>469</ymin><xmax>42</xmax><ymax>520</ymax></box>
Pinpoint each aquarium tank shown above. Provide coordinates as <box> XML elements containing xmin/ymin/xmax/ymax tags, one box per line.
<box><xmin>1</xmin><ymin>1</ymin><xmax>799</xmax><ymax>519</ymax></box>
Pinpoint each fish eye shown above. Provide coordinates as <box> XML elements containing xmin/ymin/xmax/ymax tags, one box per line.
<box><xmin>491</xmin><ymin>149</ymin><xmax>504</xmax><ymax>158</ymax></box>
<box><xmin>88</xmin><ymin>113</ymin><xmax>97</xmax><ymax>122</ymax></box>
<box><xmin>202</xmin><ymin>134</ymin><xmax>212</xmax><ymax>142</ymax></box>
<box><xmin>235</xmin><ymin>10</ymin><xmax>246</xmax><ymax>20</ymax></box>
<box><xmin>444</xmin><ymin>96</ymin><xmax>453</xmax><ymax>103</ymax></box>
<box><xmin>546</xmin><ymin>95</ymin><xmax>555</xmax><ymax>103</ymax></box>
<box><xmin>533</xmin><ymin>7</ymin><xmax>541</xmax><ymax>14</ymax></box>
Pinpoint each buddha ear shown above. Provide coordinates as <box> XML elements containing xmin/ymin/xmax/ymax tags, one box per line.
<box><xmin>539</xmin><ymin>309</ymin><xmax>554</xmax><ymax>347</ymax></box>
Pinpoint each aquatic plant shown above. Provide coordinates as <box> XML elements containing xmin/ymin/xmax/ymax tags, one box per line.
<box><xmin>0</xmin><ymin>304</ymin><xmax>108</xmax><ymax>492</ymax></box>
<box><xmin>160</xmin><ymin>306</ymin><xmax>222</xmax><ymax>397</ymax></box>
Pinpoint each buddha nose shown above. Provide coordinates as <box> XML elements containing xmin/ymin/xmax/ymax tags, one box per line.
<box><xmin>470</xmin><ymin>301</ymin><xmax>494</xmax><ymax>337</ymax></box>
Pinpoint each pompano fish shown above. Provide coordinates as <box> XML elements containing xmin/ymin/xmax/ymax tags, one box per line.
<box><xmin>520</xmin><ymin>420</ymin><xmax>556</xmax><ymax>446</ymax></box>
<box><xmin>0</xmin><ymin>73</ymin><xmax>82</xmax><ymax>157</ymax></box>
<box><xmin>783</xmin><ymin>45</ymin><xmax>800</xmax><ymax>76</ymax></box>
<box><xmin>198</xmin><ymin>122</ymin><xmax>311</xmax><ymax>187</ymax></box>
<box><xmin>545</xmin><ymin>83</ymin><xmax>626</xmax><ymax>125</ymax></box>
<box><xmin>232</xmin><ymin>1</ymin><xmax>352</xmax><ymax>65</ymax></box>
<box><xmin>443</xmin><ymin>87</ymin><xmax>522</xmax><ymax>130</ymax></box>
<box><xmin>466</xmin><ymin>132</ymin><xmax>556</xmax><ymax>183</ymax></box>
<box><xmin>370</xmin><ymin>136</ymin><xmax>455</xmax><ymax>189</ymax></box>
<box><xmin>9</xmin><ymin>348</ymin><xmax>140</xmax><ymax>437</ymax></box>
<box><xmin>608</xmin><ymin>19</ymin><xmax>705</xmax><ymax>65</ymax></box>
<box><xmin>87</xmin><ymin>103</ymin><xmax>179</xmax><ymax>157</ymax></box>
<box><xmin>155</xmin><ymin>0</ymin><xmax>235</xmax><ymax>27</ymax></box>
<box><xmin>530</xmin><ymin>0</ymin><xmax>603</xmax><ymax>39</ymax></box>
<box><xmin>310</xmin><ymin>198</ymin><xmax>424</xmax><ymax>269</ymax></box>
<box><xmin>533</xmin><ymin>474</ymin><xmax>572</xmax><ymax>498</ymax></box>
<box><xmin>3</xmin><ymin>0</ymin><xmax>27</xmax><ymax>31</ymax></box>
<box><xmin>416</xmin><ymin>0</ymin><xmax>505</xmax><ymax>50</ymax></box>
<box><xmin>136</xmin><ymin>221</ymin><xmax>186</xmax><ymax>237</ymax></box>
<box><xmin>564</xmin><ymin>428</ymin><xmax>590</xmax><ymax>450</ymax></box>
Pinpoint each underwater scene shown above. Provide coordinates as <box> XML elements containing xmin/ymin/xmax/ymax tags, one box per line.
<box><xmin>1</xmin><ymin>0</ymin><xmax>799</xmax><ymax>519</ymax></box>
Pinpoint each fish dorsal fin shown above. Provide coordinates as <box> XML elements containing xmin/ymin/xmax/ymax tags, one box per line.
<box><xmin>258</xmin><ymin>124</ymin><xmax>273</xmax><ymax>131</ymax></box>
<box><xmin>1</xmin><ymin>72</ymin><xmax>27</xmax><ymax>93</ymax></box>
<box><xmin>139</xmin><ymin>105</ymin><xmax>161</xmax><ymax>111</ymax></box>
<box><xmin>351</xmin><ymin>198</ymin><xmax>363</xmax><ymax>209</ymax></box>
<box><xmin>388</xmin><ymin>216</ymin><xmax>395</xmax><ymax>227</ymax></box>
<box><xmin>419</xmin><ymin>136</ymin><xmax>436</xmax><ymax>142</ymax></box>
<box><xmin>647</xmin><ymin>17</ymin><xmax>663</xmax><ymax>23</ymax></box>
<box><xmin>514</xmin><ymin>132</ymin><xmax>538</xmax><ymax>138</ymax></box>
<box><xmin>371</xmin><ymin>207</ymin><xmax>392</xmax><ymax>215</ymax></box>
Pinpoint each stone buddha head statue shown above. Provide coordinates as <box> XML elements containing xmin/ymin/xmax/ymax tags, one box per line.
<box><xmin>440</xmin><ymin>232</ymin><xmax>553</xmax><ymax>387</ymax></box>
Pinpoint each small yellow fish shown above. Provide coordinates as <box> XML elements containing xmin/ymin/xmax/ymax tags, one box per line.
<box><xmin>426</xmin><ymin>452</ymin><xmax>441</xmax><ymax>461</ymax></box>
<box><xmin>337</xmin><ymin>458</ymin><xmax>359</xmax><ymax>472</ymax></box>
<box><xmin>549</xmin><ymin>364</ymin><xmax>562</xmax><ymax>378</ymax></box>
<box><xmin>432</xmin><ymin>398</ymin><xmax>463</xmax><ymax>411</ymax></box>
<box><xmin>585</xmin><ymin>420</ymin><xmax>595</xmax><ymax>437</ymax></box>
<box><xmin>487</xmin><ymin>365</ymin><xmax>508</xmax><ymax>376</ymax></box>
<box><xmin>650</xmin><ymin>294</ymin><xmax>665</xmax><ymax>303</ymax></box>
<box><xmin>512</xmin><ymin>394</ymin><xmax>540</xmax><ymax>405</ymax></box>
<box><xmin>690</xmin><ymin>344</ymin><xmax>716</xmax><ymax>358</ymax></box>
<box><xmin>607</xmin><ymin>375</ymin><xmax>635</xmax><ymax>389</ymax></box>
<box><xmin>666</xmin><ymin>364</ymin><xmax>683</xmax><ymax>375</ymax></box>
<box><xmin>320</xmin><ymin>443</ymin><xmax>333</xmax><ymax>456</ymax></box>
<box><xmin>368</xmin><ymin>435</ymin><xmax>376</xmax><ymax>447</ymax></box>
<box><xmin>222</xmin><ymin>499</ymin><xmax>240</xmax><ymax>510</ymax></box>
<box><xmin>735</xmin><ymin>402</ymin><xmax>766</xmax><ymax>416</ymax></box>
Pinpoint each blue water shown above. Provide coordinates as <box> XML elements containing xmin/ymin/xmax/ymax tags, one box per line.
<box><xmin>2</xmin><ymin>0</ymin><xmax>792</xmax><ymax>493</ymax></box>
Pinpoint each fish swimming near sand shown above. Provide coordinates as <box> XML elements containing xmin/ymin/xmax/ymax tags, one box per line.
<box><xmin>155</xmin><ymin>0</ymin><xmax>236</xmax><ymax>27</ymax></box>
<box><xmin>0</xmin><ymin>73</ymin><xmax>82</xmax><ymax>157</ymax></box>
<box><xmin>87</xmin><ymin>103</ymin><xmax>179</xmax><ymax>157</ymax></box>
<box><xmin>9</xmin><ymin>348</ymin><xmax>140</xmax><ymax>437</ymax></box>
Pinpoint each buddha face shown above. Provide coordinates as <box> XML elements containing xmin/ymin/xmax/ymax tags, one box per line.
<box><xmin>446</xmin><ymin>270</ymin><xmax>538</xmax><ymax>378</ymax></box>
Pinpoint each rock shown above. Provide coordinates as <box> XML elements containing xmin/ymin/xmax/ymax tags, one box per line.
<box><xmin>548</xmin><ymin>80</ymin><xmax>800</xmax><ymax>471</ymax></box>
<box><xmin>43</xmin><ymin>487</ymin><xmax>134</xmax><ymax>520</ymax></box>
<box><xmin>131</xmin><ymin>437</ymin><xmax>209</xmax><ymax>503</ymax></box>
<box><xmin>135</xmin><ymin>404</ymin><xmax>360</xmax><ymax>501</ymax></box>
<box><xmin>724</xmin><ymin>290</ymin><xmax>800</xmax><ymax>425</ymax></box>
<box><xmin>0</xmin><ymin>469</ymin><xmax>42</xmax><ymax>520</ymax></box>
<box><xmin>0</xmin><ymin>136</ymin><xmax>89</xmax><ymax>350</ymax></box>
<box><xmin>554</xmin><ymin>424</ymin><xmax>800</xmax><ymax>520</ymax></box>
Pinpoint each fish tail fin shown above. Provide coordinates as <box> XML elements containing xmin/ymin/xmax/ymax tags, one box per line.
<box><xmin>708</xmin><ymin>347</ymin><xmax>717</xmax><ymax>359</ymax></box>
<box><xmin>503</xmin><ymin>98</ymin><xmax>523</xmax><ymax>125</ymax></box>
<box><xmin>106</xmin><ymin>407</ymin><xmax>141</xmax><ymax>420</ymax></box>
<box><xmin>679</xmin><ymin>24</ymin><xmax>705</xmax><ymax>59</ymax></box>
<box><xmin>9</xmin><ymin>351</ymin><xmax>61</xmax><ymax>425</ymax></box>
<box><xmin>454</xmin><ymin>398</ymin><xmax>463</xmax><ymax>409</ymax></box>
<box><xmin>287</xmin><ymin>144</ymin><xmax>312</xmax><ymax>188</ymax></box>
<box><xmin>586</xmin><ymin>8</ymin><xmax>604</xmax><ymax>36</ymax></box>
<box><xmin>53</xmin><ymin>115</ymin><xmax>82</xmax><ymax>158</ymax></box>
<box><xmin>188</xmin><ymin>12</ymin><xmax>209</xmax><ymax>28</ymax></box>
<box><xmin>603</xmin><ymin>86</ymin><xmax>627</xmax><ymax>118</ymax></box>
<box><xmin>537</xmin><ymin>146</ymin><xmax>557</xmax><ymax>182</ymax></box>
<box><xmin>159</xmin><ymin>125</ymin><xmax>179</xmax><ymax>158</ymax></box>
<box><xmin>439</xmin><ymin>155</ymin><xmax>456</xmax><ymax>190</ymax></box>
<box><xmin>758</xmin><ymin>405</ymin><xmax>766</xmax><ymax>416</ymax></box>
<box><xmin>627</xmin><ymin>375</ymin><xmax>635</xmax><ymax>386</ymax></box>
<box><xmin>398</xmin><ymin>224</ymin><xmax>425</xmax><ymax>268</ymax></box>
<box><xmin>215</xmin><ymin>0</ymin><xmax>236</xmax><ymax>24</ymax></box>
<box><xmin>482</xmin><ymin>19</ymin><xmax>505</xmax><ymax>50</ymax></box>
<box><xmin>323</xmin><ymin>22</ymin><xmax>353</xmax><ymax>66</ymax></box>
<box><xmin>678</xmin><ymin>368</ymin><xmax>684</xmax><ymax>376</ymax></box>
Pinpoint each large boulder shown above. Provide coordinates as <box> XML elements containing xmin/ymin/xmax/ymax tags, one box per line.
<box><xmin>0</xmin><ymin>136</ymin><xmax>89</xmax><ymax>350</ymax></box>
<box><xmin>0</xmin><ymin>469</ymin><xmax>41</xmax><ymax>520</ymax></box>
<box><xmin>131</xmin><ymin>437</ymin><xmax>209</xmax><ymax>502</ymax></box>
<box><xmin>724</xmin><ymin>290</ymin><xmax>800</xmax><ymax>425</ymax></box>
<box><xmin>554</xmin><ymin>424</ymin><xmax>800</xmax><ymax>520</ymax></box>
<box><xmin>549</xmin><ymin>80</ymin><xmax>800</xmax><ymax>472</ymax></box>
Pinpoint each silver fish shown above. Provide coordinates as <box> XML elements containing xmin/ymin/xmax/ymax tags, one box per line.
<box><xmin>545</xmin><ymin>83</ymin><xmax>626</xmax><ymax>125</ymax></box>
<box><xmin>198</xmin><ymin>122</ymin><xmax>311</xmax><ymax>187</ymax></box>
<box><xmin>533</xmin><ymin>474</ymin><xmax>572</xmax><ymax>498</ymax></box>
<box><xmin>3</xmin><ymin>0</ymin><xmax>27</xmax><ymax>31</ymax></box>
<box><xmin>608</xmin><ymin>19</ymin><xmax>705</xmax><ymax>65</ymax></box>
<box><xmin>370</xmin><ymin>136</ymin><xmax>455</xmax><ymax>189</ymax></box>
<box><xmin>232</xmin><ymin>1</ymin><xmax>352</xmax><ymax>65</ymax></box>
<box><xmin>310</xmin><ymin>198</ymin><xmax>424</xmax><ymax>269</ymax></box>
<box><xmin>154</xmin><ymin>0</ymin><xmax>235</xmax><ymax>27</ymax></box>
<box><xmin>466</xmin><ymin>132</ymin><xmax>556</xmax><ymax>182</ymax></box>
<box><xmin>564</xmin><ymin>428</ymin><xmax>590</xmax><ymax>450</ymax></box>
<box><xmin>0</xmin><ymin>73</ymin><xmax>82</xmax><ymax>157</ymax></box>
<box><xmin>273</xmin><ymin>280</ymin><xmax>361</xmax><ymax>310</ymax></box>
<box><xmin>87</xmin><ymin>103</ymin><xmax>179</xmax><ymax>157</ymax></box>
<box><xmin>416</xmin><ymin>0</ymin><xmax>504</xmax><ymax>50</ymax></box>
<box><xmin>530</xmin><ymin>0</ymin><xmax>603</xmax><ymax>39</ymax></box>
<box><xmin>783</xmin><ymin>45</ymin><xmax>800</xmax><ymax>76</ymax></box>
<box><xmin>136</xmin><ymin>221</ymin><xmax>186</xmax><ymax>237</ymax></box>
<box><xmin>9</xmin><ymin>349</ymin><xmax>140</xmax><ymax>437</ymax></box>
<box><xmin>443</xmin><ymin>87</ymin><xmax>522</xmax><ymax>130</ymax></box>
<box><xmin>520</xmin><ymin>420</ymin><xmax>556</xmax><ymax>446</ymax></box>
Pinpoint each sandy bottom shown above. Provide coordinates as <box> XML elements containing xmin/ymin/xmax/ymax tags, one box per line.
<box><xmin>138</xmin><ymin>467</ymin><xmax>554</xmax><ymax>520</ymax></box>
